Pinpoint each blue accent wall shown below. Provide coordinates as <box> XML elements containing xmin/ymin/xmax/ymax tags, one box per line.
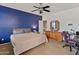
<box><xmin>0</xmin><ymin>5</ymin><xmax>41</xmax><ymax>43</ymax></box>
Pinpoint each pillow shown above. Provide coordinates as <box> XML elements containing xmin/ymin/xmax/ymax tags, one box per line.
<box><xmin>24</xmin><ymin>28</ymin><xmax>32</xmax><ymax>33</ymax></box>
<box><xmin>13</xmin><ymin>29</ymin><xmax>24</xmax><ymax>34</ymax></box>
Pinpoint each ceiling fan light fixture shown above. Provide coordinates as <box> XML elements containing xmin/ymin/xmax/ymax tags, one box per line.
<box><xmin>32</xmin><ymin>3</ymin><xmax>50</xmax><ymax>14</ymax></box>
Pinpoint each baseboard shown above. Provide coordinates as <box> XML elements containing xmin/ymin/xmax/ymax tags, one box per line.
<box><xmin>0</xmin><ymin>42</ymin><xmax>10</xmax><ymax>46</ymax></box>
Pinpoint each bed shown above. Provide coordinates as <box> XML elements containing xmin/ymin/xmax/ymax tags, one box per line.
<box><xmin>11</xmin><ymin>32</ymin><xmax>48</xmax><ymax>55</ymax></box>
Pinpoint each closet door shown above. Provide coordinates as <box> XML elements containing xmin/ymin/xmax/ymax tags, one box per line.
<box><xmin>43</xmin><ymin>20</ymin><xmax>47</xmax><ymax>31</ymax></box>
<box><xmin>39</xmin><ymin>20</ymin><xmax>43</xmax><ymax>33</ymax></box>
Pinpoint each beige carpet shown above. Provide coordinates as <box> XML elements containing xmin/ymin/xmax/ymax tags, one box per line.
<box><xmin>0</xmin><ymin>39</ymin><xmax>76</xmax><ymax>55</ymax></box>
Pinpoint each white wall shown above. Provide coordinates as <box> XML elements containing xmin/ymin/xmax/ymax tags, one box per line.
<box><xmin>43</xmin><ymin>7</ymin><xmax>79</xmax><ymax>32</ymax></box>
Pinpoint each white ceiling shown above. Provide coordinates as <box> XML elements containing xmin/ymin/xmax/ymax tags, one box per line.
<box><xmin>0</xmin><ymin>3</ymin><xmax>79</xmax><ymax>15</ymax></box>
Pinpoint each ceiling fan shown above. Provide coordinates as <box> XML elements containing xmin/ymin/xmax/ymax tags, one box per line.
<box><xmin>32</xmin><ymin>3</ymin><xmax>50</xmax><ymax>14</ymax></box>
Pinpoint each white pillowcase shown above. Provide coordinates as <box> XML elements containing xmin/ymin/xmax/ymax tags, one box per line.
<box><xmin>24</xmin><ymin>29</ymin><xmax>31</xmax><ymax>33</ymax></box>
<box><xmin>13</xmin><ymin>30</ymin><xmax>24</xmax><ymax>34</ymax></box>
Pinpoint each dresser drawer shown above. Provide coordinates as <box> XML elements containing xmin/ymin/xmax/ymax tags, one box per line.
<box><xmin>45</xmin><ymin>31</ymin><xmax>63</xmax><ymax>41</ymax></box>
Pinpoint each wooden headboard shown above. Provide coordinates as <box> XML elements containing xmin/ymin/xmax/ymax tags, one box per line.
<box><xmin>13</xmin><ymin>28</ymin><xmax>32</xmax><ymax>31</ymax></box>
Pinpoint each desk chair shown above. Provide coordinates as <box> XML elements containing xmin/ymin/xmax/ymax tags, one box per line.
<box><xmin>62</xmin><ymin>31</ymin><xmax>76</xmax><ymax>52</ymax></box>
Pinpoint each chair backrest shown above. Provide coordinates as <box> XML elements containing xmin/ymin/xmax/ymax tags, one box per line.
<box><xmin>62</xmin><ymin>31</ymin><xmax>70</xmax><ymax>43</ymax></box>
<box><xmin>63</xmin><ymin>31</ymin><xmax>76</xmax><ymax>45</ymax></box>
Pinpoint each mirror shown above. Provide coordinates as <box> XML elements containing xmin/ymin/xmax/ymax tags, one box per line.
<box><xmin>50</xmin><ymin>20</ymin><xmax>60</xmax><ymax>32</ymax></box>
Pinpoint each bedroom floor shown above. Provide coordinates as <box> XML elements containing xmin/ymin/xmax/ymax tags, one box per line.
<box><xmin>0</xmin><ymin>43</ymin><xmax>14</xmax><ymax>55</ymax></box>
<box><xmin>0</xmin><ymin>39</ymin><xmax>76</xmax><ymax>55</ymax></box>
<box><xmin>21</xmin><ymin>39</ymin><xmax>76</xmax><ymax>55</ymax></box>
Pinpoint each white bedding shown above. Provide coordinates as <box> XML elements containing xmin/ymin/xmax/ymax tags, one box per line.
<box><xmin>11</xmin><ymin>32</ymin><xmax>48</xmax><ymax>55</ymax></box>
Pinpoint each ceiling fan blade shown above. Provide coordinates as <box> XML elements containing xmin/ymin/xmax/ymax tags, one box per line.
<box><xmin>43</xmin><ymin>6</ymin><xmax>50</xmax><ymax>8</ymax></box>
<box><xmin>44</xmin><ymin>9</ymin><xmax>50</xmax><ymax>12</ymax></box>
<box><xmin>32</xmin><ymin>9</ymin><xmax>39</xmax><ymax>12</ymax></box>
<box><xmin>33</xmin><ymin>6</ymin><xmax>39</xmax><ymax>8</ymax></box>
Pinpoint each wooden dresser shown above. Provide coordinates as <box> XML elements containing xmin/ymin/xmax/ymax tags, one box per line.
<box><xmin>45</xmin><ymin>31</ymin><xmax>63</xmax><ymax>41</ymax></box>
